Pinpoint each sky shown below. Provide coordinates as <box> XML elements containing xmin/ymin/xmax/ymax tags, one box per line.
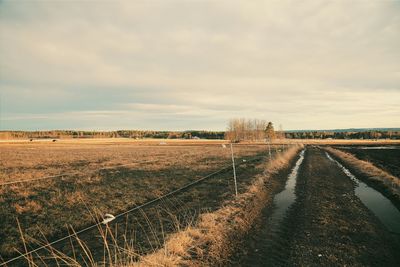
<box><xmin>0</xmin><ymin>0</ymin><xmax>399</xmax><ymax>131</ymax></box>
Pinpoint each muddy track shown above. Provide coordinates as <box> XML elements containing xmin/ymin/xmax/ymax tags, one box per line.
<box><xmin>236</xmin><ymin>146</ymin><xmax>400</xmax><ymax>266</ymax></box>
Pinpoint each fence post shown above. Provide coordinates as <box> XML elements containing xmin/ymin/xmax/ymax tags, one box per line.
<box><xmin>230</xmin><ymin>143</ymin><xmax>238</xmax><ymax>196</ymax></box>
<box><xmin>268</xmin><ymin>140</ymin><xmax>272</xmax><ymax>160</ymax></box>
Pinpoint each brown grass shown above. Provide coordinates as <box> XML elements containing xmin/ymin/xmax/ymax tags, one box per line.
<box><xmin>0</xmin><ymin>140</ymin><xmax>271</xmax><ymax>183</ymax></box>
<box><xmin>324</xmin><ymin>147</ymin><xmax>400</xmax><ymax>204</ymax></box>
<box><xmin>14</xmin><ymin>200</ymin><xmax>43</xmax><ymax>214</ymax></box>
<box><xmin>134</xmin><ymin>144</ymin><xmax>303</xmax><ymax>266</ymax></box>
<box><xmin>0</xmin><ymin>141</ymin><xmax>276</xmax><ymax>259</ymax></box>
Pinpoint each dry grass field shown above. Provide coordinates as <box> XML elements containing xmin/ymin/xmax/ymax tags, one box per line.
<box><xmin>0</xmin><ymin>139</ymin><xmax>284</xmax><ymax>264</ymax></box>
<box><xmin>0</xmin><ymin>139</ymin><xmax>228</xmax><ymax>183</ymax></box>
<box><xmin>1</xmin><ymin>139</ymin><xmax>399</xmax><ymax>266</ymax></box>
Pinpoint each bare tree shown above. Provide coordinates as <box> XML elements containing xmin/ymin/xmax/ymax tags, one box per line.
<box><xmin>225</xmin><ymin>118</ymin><xmax>273</xmax><ymax>142</ymax></box>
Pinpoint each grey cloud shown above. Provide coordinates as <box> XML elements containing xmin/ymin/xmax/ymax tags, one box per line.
<box><xmin>0</xmin><ymin>0</ymin><xmax>399</xmax><ymax>130</ymax></box>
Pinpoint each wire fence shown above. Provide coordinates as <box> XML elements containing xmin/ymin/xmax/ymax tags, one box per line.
<box><xmin>0</xmin><ymin>153</ymin><xmax>269</xmax><ymax>266</ymax></box>
<box><xmin>0</xmin><ymin>143</ymin><xmax>296</xmax><ymax>265</ymax></box>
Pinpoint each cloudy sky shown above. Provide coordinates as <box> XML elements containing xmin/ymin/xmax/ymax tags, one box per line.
<box><xmin>0</xmin><ymin>0</ymin><xmax>399</xmax><ymax>131</ymax></box>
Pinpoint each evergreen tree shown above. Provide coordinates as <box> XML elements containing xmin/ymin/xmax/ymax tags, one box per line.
<box><xmin>265</xmin><ymin>122</ymin><xmax>276</xmax><ymax>140</ymax></box>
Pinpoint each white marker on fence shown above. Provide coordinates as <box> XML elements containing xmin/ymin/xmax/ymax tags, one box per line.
<box><xmin>101</xmin><ymin>214</ymin><xmax>116</xmax><ymax>224</ymax></box>
<box><xmin>230</xmin><ymin>143</ymin><xmax>238</xmax><ymax>196</ymax></box>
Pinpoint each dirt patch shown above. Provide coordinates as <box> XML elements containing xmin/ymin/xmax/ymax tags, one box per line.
<box><xmin>235</xmin><ymin>146</ymin><xmax>400</xmax><ymax>266</ymax></box>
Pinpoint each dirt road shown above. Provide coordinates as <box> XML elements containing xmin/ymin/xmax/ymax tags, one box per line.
<box><xmin>237</xmin><ymin>146</ymin><xmax>399</xmax><ymax>266</ymax></box>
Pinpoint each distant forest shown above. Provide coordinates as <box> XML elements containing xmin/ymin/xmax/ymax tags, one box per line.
<box><xmin>285</xmin><ymin>130</ymin><xmax>400</xmax><ymax>140</ymax></box>
<box><xmin>0</xmin><ymin>130</ymin><xmax>225</xmax><ymax>140</ymax></box>
<box><xmin>0</xmin><ymin>129</ymin><xmax>399</xmax><ymax>140</ymax></box>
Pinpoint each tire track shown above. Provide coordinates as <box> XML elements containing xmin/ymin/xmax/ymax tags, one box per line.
<box><xmin>237</xmin><ymin>146</ymin><xmax>400</xmax><ymax>266</ymax></box>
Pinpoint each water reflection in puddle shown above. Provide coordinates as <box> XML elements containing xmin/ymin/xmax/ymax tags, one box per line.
<box><xmin>269</xmin><ymin>149</ymin><xmax>305</xmax><ymax>226</ymax></box>
<box><xmin>240</xmin><ymin>150</ymin><xmax>306</xmax><ymax>265</ymax></box>
<box><xmin>326</xmin><ymin>152</ymin><xmax>400</xmax><ymax>234</ymax></box>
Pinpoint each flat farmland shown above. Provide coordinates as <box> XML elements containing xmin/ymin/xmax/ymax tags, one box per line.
<box><xmin>3</xmin><ymin>140</ymin><xmax>398</xmax><ymax>266</ymax></box>
<box><xmin>0</xmin><ymin>139</ymin><xmax>230</xmax><ymax>183</ymax></box>
<box><xmin>0</xmin><ymin>140</ymin><xmax>280</xmax><ymax>264</ymax></box>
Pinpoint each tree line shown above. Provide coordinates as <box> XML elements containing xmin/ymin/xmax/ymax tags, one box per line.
<box><xmin>1</xmin><ymin>128</ymin><xmax>398</xmax><ymax>140</ymax></box>
<box><xmin>285</xmin><ymin>130</ymin><xmax>400</xmax><ymax>140</ymax></box>
<box><xmin>0</xmin><ymin>130</ymin><xmax>225</xmax><ymax>140</ymax></box>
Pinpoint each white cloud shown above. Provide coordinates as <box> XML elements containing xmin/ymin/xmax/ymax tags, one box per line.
<box><xmin>0</xmin><ymin>0</ymin><xmax>399</xmax><ymax>130</ymax></box>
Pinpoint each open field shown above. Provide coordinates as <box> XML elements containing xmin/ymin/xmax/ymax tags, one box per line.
<box><xmin>0</xmin><ymin>139</ymin><xmax>288</xmax><ymax>265</ymax></box>
<box><xmin>1</xmin><ymin>140</ymin><xmax>400</xmax><ymax>266</ymax></box>
<box><xmin>0</xmin><ymin>139</ymin><xmax>231</xmax><ymax>183</ymax></box>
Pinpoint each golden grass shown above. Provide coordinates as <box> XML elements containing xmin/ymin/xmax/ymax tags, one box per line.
<box><xmin>0</xmin><ymin>142</ymin><xmax>273</xmax><ymax>259</ymax></box>
<box><xmin>324</xmin><ymin>147</ymin><xmax>400</xmax><ymax>202</ymax></box>
<box><xmin>134</xmin><ymin>144</ymin><xmax>304</xmax><ymax>266</ymax></box>
<box><xmin>0</xmin><ymin>141</ymin><xmax>271</xmax><ymax>183</ymax></box>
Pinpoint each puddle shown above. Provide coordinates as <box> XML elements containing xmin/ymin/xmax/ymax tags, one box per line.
<box><xmin>326</xmin><ymin>152</ymin><xmax>400</xmax><ymax>234</ymax></box>
<box><xmin>239</xmin><ymin>149</ymin><xmax>306</xmax><ymax>265</ymax></box>
<box><xmin>268</xmin><ymin>149</ymin><xmax>305</xmax><ymax>226</ymax></box>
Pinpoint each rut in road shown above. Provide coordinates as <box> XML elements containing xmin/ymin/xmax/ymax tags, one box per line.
<box><xmin>238</xmin><ymin>146</ymin><xmax>399</xmax><ymax>267</ymax></box>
